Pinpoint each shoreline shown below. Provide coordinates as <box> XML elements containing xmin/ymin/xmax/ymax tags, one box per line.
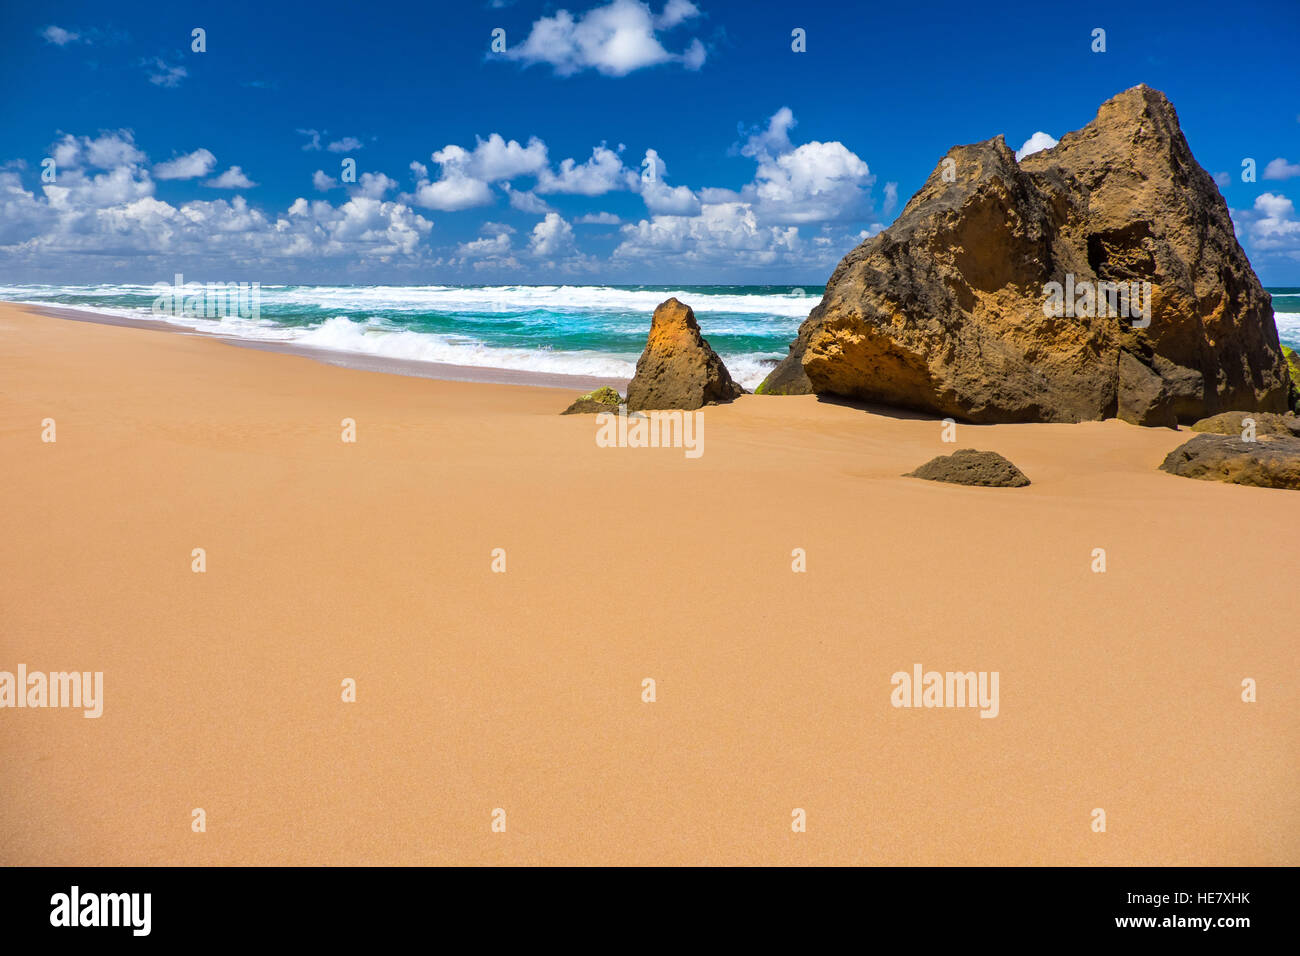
<box><xmin>17</xmin><ymin>302</ymin><xmax>632</xmax><ymax>393</ymax></box>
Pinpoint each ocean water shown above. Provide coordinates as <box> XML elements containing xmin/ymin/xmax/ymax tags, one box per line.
<box><xmin>1</xmin><ymin>283</ymin><xmax>1297</xmax><ymax>390</ymax></box>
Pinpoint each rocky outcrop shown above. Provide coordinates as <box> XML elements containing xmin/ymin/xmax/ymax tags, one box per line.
<box><xmin>760</xmin><ymin>85</ymin><xmax>1291</xmax><ymax>425</ymax></box>
<box><xmin>1159</xmin><ymin>434</ymin><xmax>1300</xmax><ymax>490</ymax></box>
<box><xmin>905</xmin><ymin>449</ymin><xmax>1030</xmax><ymax>487</ymax></box>
<box><xmin>561</xmin><ymin>386</ymin><xmax>623</xmax><ymax>415</ymax></box>
<box><xmin>1189</xmin><ymin>411</ymin><xmax>1300</xmax><ymax>438</ymax></box>
<box><xmin>626</xmin><ymin>298</ymin><xmax>743</xmax><ymax>411</ymax></box>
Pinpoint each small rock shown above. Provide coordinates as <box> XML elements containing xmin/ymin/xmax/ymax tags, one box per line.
<box><xmin>561</xmin><ymin>386</ymin><xmax>623</xmax><ymax>415</ymax></box>
<box><xmin>905</xmin><ymin>449</ymin><xmax>1031</xmax><ymax>487</ymax></box>
<box><xmin>1159</xmin><ymin>434</ymin><xmax>1300</xmax><ymax>490</ymax></box>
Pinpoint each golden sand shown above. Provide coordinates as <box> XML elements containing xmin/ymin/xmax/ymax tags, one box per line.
<box><xmin>0</xmin><ymin>303</ymin><xmax>1294</xmax><ymax>865</ymax></box>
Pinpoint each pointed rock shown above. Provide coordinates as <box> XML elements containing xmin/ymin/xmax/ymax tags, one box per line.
<box><xmin>626</xmin><ymin>298</ymin><xmax>743</xmax><ymax>411</ymax></box>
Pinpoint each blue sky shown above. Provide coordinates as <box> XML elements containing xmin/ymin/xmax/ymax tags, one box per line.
<box><xmin>1</xmin><ymin>0</ymin><xmax>1298</xmax><ymax>284</ymax></box>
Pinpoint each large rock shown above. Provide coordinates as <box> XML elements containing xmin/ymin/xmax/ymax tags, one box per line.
<box><xmin>1159</xmin><ymin>434</ymin><xmax>1300</xmax><ymax>490</ymax></box>
<box><xmin>760</xmin><ymin>85</ymin><xmax>1292</xmax><ymax>425</ymax></box>
<box><xmin>626</xmin><ymin>298</ymin><xmax>743</xmax><ymax>411</ymax></box>
<box><xmin>1189</xmin><ymin>411</ymin><xmax>1300</xmax><ymax>438</ymax></box>
<box><xmin>905</xmin><ymin>449</ymin><xmax>1030</xmax><ymax>487</ymax></box>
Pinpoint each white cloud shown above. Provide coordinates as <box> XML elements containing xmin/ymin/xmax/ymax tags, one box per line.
<box><xmin>1015</xmin><ymin>131</ymin><xmax>1058</xmax><ymax>161</ymax></box>
<box><xmin>410</xmin><ymin>168</ymin><xmax>494</xmax><ymax>211</ymax></box>
<box><xmin>502</xmin><ymin>183</ymin><xmax>554</xmax><ymax>214</ymax></box>
<box><xmin>408</xmin><ymin>135</ymin><xmax>550</xmax><ymax>212</ymax></box>
<box><xmin>460</xmin><ymin>134</ymin><xmax>549</xmax><ymax>180</ymax></box>
<box><xmin>153</xmin><ymin>148</ymin><xmax>217</xmax><ymax>181</ymax></box>
<box><xmin>635</xmin><ymin>148</ymin><xmax>699</xmax><ymax>214</ymax></box>
<box><xmin>504</xmin><ymin>0</ymin><xmax>706</xmax><ymax>77</ymax></box>
<box><xmin>738</xmin><ymin>109</ymin><xmax>873</xmax><ymax>224</ymax></box>
<box><xmin>1</xmin><ymin>140</ymin><xmax>433</xmax><ymax>270</ymax></box>
<box><xmin>298</xmin><ymin>129</ymin><xmax>323</xmax><ymax>151</ymax></box>
<box><xmin>1232</xmin><ymin>192</ymin><xmax>1300</xmax><ymax>258</ymax></box>
<box><xmin>530</xmin><ymin>212</ymin><xmax>575</xmax><ymax>256</ymax></box>
<box><xmin>327</xmin><ymin>137</ymin><xmax>364</xmax><ymax>153</ymax></box>
<box><xmin>0</xmin><ymin>173</ymin><xmax>57</xmax><ymax>244</ymax></box>
<box><xmin>457</xmin><ymin>231</ymin><xmax>514</xmax><ymax>258</ymax></box>
<box><xmin>615</xmin><ymin>201</ymin><xmax>800</xmax><ymax>266</ymax></box>
<box><xmin>575</xmin><ymin>211</ymin><xmax>621</xmax><ymax>224</ymax></box>
<box><xmin>313</xmin><ymin>170</ymin><xmax>339</xmax><ymax>191</ymax></box>
<box><xmin>537</xmin><ymin>144</ymin><xmax>634</xmax><ymax>195</ymax></box>
<box><xmin>613</xmin><ymin>108</ymin><xmax>879</xmax><ymax>271</ymax></box>
<box><xmin>203</xmin><ymin>166</ymin><xmax>257</xmax><ymax>189</ymax></box>
<box><xmin>42</xmin><ymin>26</ymin><xmax>81</xmax><ymax>46</ymax></box>
<box><xmin>51</xmin><ymin>131</ymin><xmax>147</xmax><ymax>170</ymax></box>
<box><xmin>1263</xmin><ymin>157</ymin><xmax>1300</xmax><ymax>181</ymax></box>
<box><xmin>144</xmin><ymin>57</ymin><xmax>188</xmax><ymax>88</ymax></box>
<box><xmin>353</xmin><ymin>172</ymin><xmax>397</xmax><ymax>199</ymax></box>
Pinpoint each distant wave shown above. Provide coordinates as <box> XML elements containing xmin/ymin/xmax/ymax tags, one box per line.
<box><xmin>0</xmin><ymin>283</ymin><xmax>811</xmax><ymax>388</ymax></box>
<box><xmin>3</xmin><ymin>284</ymin><xmax>1296</xmax><ymax>388</ymax></box>
<box><xmin>0</xmin><ymin>282</ymin><xmax>818</xmax><ymax>317</ymax></box>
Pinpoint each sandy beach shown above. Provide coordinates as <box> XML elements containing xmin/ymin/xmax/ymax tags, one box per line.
<box><xmin>1</xmin><ymin>302</ymin><xmax>1295</xmax><ymax>866</ymax></box>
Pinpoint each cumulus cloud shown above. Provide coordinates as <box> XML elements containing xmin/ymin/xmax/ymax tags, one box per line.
<box><xmin>153</xmin><ymin>148</ymin><xmax>217</xmax><ymax>180</ymax></box>
<box><xmin>613</xmin><ymin>108</ymin><xmax>877</xmax><ymax>272</ymax></box>
<box><xmin>615</xmin><ymin>201</ymin><xmax>800</xmax><ymax>266</ymax></box>
<box><xmin>1015</xmin><ymin>131</ymin><xmax>1058</xmax><ymax>161</ymax></box>
<box><xmin>503</xmin><ymin>0</ymin><xmax>706</xmax><ymax>76</ymax></box>
<box><xmin>456</xmin><ymin>224</ymin><xmax>515</xmax><ymax>258</ymax></box>
<box><xmin>1</xmin><ymin>136</ymin><xmax>433</xmax><ymax>273</ymax></box>
<box><xmin>408</xmin><ymin>135</ymin><xmax>550</xmax><ymax>212</ymax></box>
<box><xmin>410</xmin><ymin>166</ymin><xmax>494</xmax><ymax>212</ymax></box>
<box><xmin>51</xmin><ymin>131</ymin><xmax>147</xmax><ymax>170</ymax></box>
<box><xmin>737</xmin><ymin>108</ymin><xmax>873</xmax><ymax>224</ymax></box>
<box><xmin>537</xmin><ymin>144</ymin><xmax>635</xmax><ymax>195</ymax></box>
<box><xmin>637</xmin><ymin>148</ymin><xmax>700</xmax><ymax>214</ymax></box>
<box><xmin>459</xmin><ymin>134</ymin><xmax>549</xmax><ymax>180</ymax></box>
<box><xmin>353</xmin><ymin>172</ymin><xmax>397</xmax><ymax>199</ymax></box>
<box><xmin>327</xmin><ymin>137</ymin><xmax>364</xmax><ymax>153</ymax></box>
<box><xmin>575</xmin><ymin>211</ymin><xmax>621</xmax><ymax>224</ymax></box>
<box><xmin>203</xmin><ymin>166</ymin><xmax>257</xmax><ymax>189</ymax></box>
<box><xmin>530</xmin><ymin>212</ymin><xmax>576</xmax><ymax>256</ymax></box>
<box><xmin>1263</xmin><ymin>157</ymin><xmax>1300</xmax><ymax>181</ymax></box>
<box><xmin>1232</xmin><ymin>192</ymin><xmax>1300</xmax><ymax>256</ymax></box>
<box><xmin>313</xmin><ymin>170</ymin><xmax>339</xmax><ymax>191</ymax></box>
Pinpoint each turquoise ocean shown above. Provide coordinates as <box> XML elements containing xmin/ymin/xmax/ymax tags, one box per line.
<box><xmin>2</xmin><ymin>284</ymin><xmax>1297</xmax><ymax>390</ymax></box>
